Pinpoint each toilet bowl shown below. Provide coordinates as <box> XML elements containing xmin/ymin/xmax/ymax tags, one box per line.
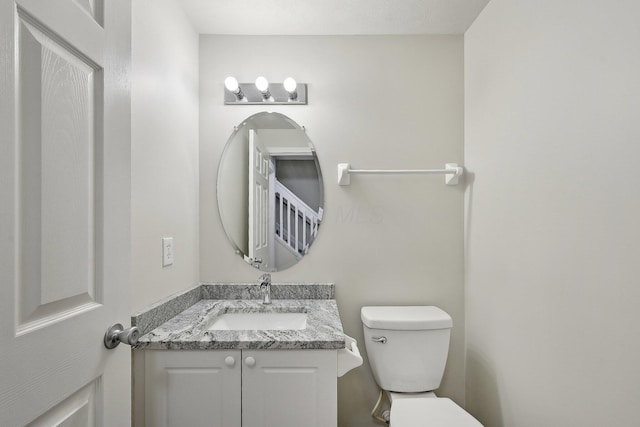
<box><xmin>361</xmin><ymin>306</ymin><xmax>483</xmax><ymax>426</ymax></box>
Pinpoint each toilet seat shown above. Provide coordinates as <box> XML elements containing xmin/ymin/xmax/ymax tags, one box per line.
<box><xmin>390</xmin><ymin>398</ymin><xmax>483</xmax><ymax>427</ymax></box>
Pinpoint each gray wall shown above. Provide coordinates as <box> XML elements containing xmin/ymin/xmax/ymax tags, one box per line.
<box><xmin>131</xmin><ymin>0</ymin><xmax>199</xmax><ymax>312</ymax></box>
<box><xmin>465</xmin><ymin>0</ymin><xmax>640</xmax><ymax>425</ymax></box>
<box><xmin>200</xmin><ymin>35</ymin><xmax>464</xmax><ymax>426</ymax></box>
<box><xmin>276</xmin><ymin>159</ymin><xmax>321</xmax><ymax>211</ymax></box>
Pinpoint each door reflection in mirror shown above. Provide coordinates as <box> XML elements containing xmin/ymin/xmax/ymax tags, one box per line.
<box><xmin>217</xmin><ymin>112</ymin><xmax>324</xmax><ymax>272</ymax></box>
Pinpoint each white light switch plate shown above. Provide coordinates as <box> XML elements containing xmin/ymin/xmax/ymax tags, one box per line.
<box><xmin>162</xmin><ymin>237</ymin><xmax>174</xmax><ymax>267</ymax></box>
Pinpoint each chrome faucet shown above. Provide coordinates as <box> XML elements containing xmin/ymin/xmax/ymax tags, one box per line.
<box><xmin>259</xmin><ymin>273</ymin><xmax>271</xmax><ymax>305</ymax></box>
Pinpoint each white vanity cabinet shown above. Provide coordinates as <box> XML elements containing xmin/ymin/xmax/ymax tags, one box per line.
<box><xmin>143</xmin><ymin>349</ymin><xmax>337</xmax><ymax>427</ymax></box>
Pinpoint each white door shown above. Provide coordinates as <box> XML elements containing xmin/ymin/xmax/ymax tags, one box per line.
<box><xmin>248</xmin><ymin>130</ymin><xmax>272</xmax><ymax>269</ymax></box>
<box><xmin>0</xmin><ymin>0</ymin><xmax>132</xmax><ymax>425</ymax></box>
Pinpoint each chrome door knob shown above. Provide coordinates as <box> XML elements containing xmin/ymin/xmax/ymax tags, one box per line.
<box><xmin>104</xmin><ymin>323</ymin><xmax>140</xmax><ymax>349</ymax></box>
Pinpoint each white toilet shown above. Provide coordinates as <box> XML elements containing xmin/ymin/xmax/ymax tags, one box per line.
<box><xmin>361</xmin><ymin>306</ymin><xmax>483</xmax><ymax>427</ymax></box>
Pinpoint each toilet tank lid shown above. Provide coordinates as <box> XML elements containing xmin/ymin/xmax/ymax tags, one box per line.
<box><xmin>361</xmin><ymin>306</ymin><xmax>452</xmax><ymax>330</ymax></box>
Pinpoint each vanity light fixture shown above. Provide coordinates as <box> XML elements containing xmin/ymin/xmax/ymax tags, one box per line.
<box><xmin>224</xmin><ymin>76</ymin><xmax>246</xmax><ymax>102</ymax></box>
<box><xmin>255</xmin><ymin>76</ymin><xmax>273</xmax><ymax>101</ymax></box>
<box><xmin>223</xmin><ymin>77</ymin><xmax>308</xmax><ymax>105</ymax></box>
<box><xmin>283</xmin><ymin>77</ymin><xmax>298</xmax><ymax>101</ymax></box>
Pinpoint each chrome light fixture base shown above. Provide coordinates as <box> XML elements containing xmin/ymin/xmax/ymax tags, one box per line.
<box><xmin>224</xmin><ymin>83</ymin><xmax>307</xmax><ymax>105</ymax></box>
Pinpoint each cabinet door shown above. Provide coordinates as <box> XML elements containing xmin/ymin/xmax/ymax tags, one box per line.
<box><xmin>145</xmin><ymin>350</ymin><xmax>242</xmax><ymax>427</ymax></box>
<box><xmin>242</xmin><ymin>349</ymin><xmax>337</xmax><ymax>427</ymax></box>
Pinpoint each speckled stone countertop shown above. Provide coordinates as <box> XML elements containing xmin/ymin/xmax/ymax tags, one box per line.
<box><xmin>133</xmin><ymin>283</ymin><xmax>345</xmax><ymax>351</ymax></box>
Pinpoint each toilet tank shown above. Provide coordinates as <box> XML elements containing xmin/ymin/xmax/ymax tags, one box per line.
<box><xmin>361</xmin><ymin>306</ymin><xmax>452</xmax><ymax>393</ymax></box>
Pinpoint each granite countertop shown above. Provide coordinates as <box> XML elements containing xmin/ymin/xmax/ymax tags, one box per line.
<box><xmin>133</xmin><ymin>283</ymin><xmax>345</xmax><ymax>351</ymax></box>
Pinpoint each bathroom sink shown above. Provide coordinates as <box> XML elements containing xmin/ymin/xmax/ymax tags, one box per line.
<box><xmin>208</xmin><ymin>311</ymin><xmax>308</xmax><ymax>331</ymax></box>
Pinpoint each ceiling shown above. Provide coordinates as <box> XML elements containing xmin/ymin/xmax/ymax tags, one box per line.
<box><xmin>180</xmin><ymin>0</ymin><xmax>491</xmax><ymax>35</ymax></box>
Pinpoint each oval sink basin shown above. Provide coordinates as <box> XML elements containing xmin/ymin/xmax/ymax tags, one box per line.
<box><xmin>208</xmin><ymin>312</ymin><xmax>308</xmax><ymax>331</ymax></box>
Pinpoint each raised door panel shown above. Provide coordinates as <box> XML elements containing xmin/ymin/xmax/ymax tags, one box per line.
<box><xmin>16</xmin><ymin>5</ymin><xmax>103</xmax><ymax>333</ymax></box>
<box><xmin>145</xmin><ymin>350</ymin><xmax>242</xmax><ymax>427</ymax></box>
<box><xmin>26</xmin><ymin>380</ymin><xmax>101</xmax><ymax>427</ymax></box>
<box><xmin>242</xmin><ymin>350</ymin><xmax>337</xmax><ymax>427</ymax></box>
<box><xmin>248</xmin><ymin>130</ymin><xmax>271</xmax><ymax>268</ymax></box>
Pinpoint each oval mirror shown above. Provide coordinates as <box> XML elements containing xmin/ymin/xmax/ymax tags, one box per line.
<box><xmin>217</xmin><ymin>112</ymin><xmax>324</xmax><ymax>272</ymax></box>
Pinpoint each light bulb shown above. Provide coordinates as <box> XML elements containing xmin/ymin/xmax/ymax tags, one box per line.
<box><xmin>255</xmin><ymin>76</ymin><xmax>269</xmax><ymax>93</ymax></box>
<box><xmin>224</xmin><ymin>76</ymin><xmax>239</xmax><ymax>92</ymax></box>
<box><xmin>283</xmin><ymin>77</ymin><xmax>297</xmax><ymax>93</ymax></box>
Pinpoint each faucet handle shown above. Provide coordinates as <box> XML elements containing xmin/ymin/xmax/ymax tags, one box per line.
<box><xmin>259</xmin><ymin>273</ymin><xmax>271</xmax><ymax>284</ymax></box>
